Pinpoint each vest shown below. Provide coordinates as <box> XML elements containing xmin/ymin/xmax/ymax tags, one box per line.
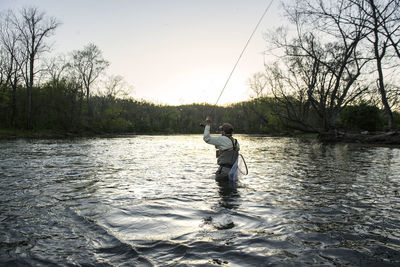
<box><xmin>216</xmin><ymin>137</ymin><xmax>239</xmax><ymax>168</ymax></box>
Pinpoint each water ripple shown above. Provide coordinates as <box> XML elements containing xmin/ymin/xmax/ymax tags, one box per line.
<box><xmin>1</xmin><ymin>136</ymin><xmax>400</xmax><ymax>266</ymax></box>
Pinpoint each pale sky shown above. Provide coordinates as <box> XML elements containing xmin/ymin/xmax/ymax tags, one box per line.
<box><xmin>1</xmin><ymin>0</ymin><xmax>287</xmax><ymax>105</ymax></box>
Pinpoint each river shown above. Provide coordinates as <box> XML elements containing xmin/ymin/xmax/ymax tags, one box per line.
<box><xmin>1</xmin><ymin>135</ymin><xmax>399</xmax><ymax>266</ymax></box>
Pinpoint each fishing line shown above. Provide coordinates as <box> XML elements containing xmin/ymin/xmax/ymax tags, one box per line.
<box><xmin>203</xmin><ymin>1</ymin><xmax>274</xmax><ymax>178</ymax></box>
<box><xmin>238</xmin><ymin>154</ymin><xmax>248</xmax><ymax>175</ymax></box>
<box><xmin>209</xmin><ymin>0</ymin><xmax>274</xmax><ymax>115</ymax></box>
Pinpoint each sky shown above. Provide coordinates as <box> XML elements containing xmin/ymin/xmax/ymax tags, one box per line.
<box><xmin>1</xmin><ymin>0</ymin><xmax>287</xmax><ymax>105</ymax></box>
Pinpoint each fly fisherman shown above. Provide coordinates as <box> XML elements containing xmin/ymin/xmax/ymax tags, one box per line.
<box><xmin>203</xmin><ymin>116</ymin><xmax>240</xmax><ymax>180</ymax></box>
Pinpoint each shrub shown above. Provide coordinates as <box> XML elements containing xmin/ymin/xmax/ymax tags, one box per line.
<box><xmin>339</xmin><ymin>103</ymin><xmax>384</xmax><ymax>131</ymax></box>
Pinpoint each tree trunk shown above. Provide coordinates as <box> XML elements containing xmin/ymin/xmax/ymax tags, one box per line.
<box><xmin>370</xmin><ymin>0</ymin><xmax>393</xmax><ymax>130</ymax></box>
<box><xmin>376</xmin><ymin>57</ymin><xmax>393</xmax><ymax>130</ymax></box>
<box><xmin>27</xmin><ymin>55</ymin><xmax>34</xmax><ymax>130</ymax></box>
<box><xmin>11</xmin><ymin>76</ymin><xmax>17</xmax><ymax>127</ymax></box>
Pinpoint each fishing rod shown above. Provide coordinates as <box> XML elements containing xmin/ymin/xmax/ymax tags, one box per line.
<box><xmin>200</xmin><ymin>0</ymin><xmax>274</xmax><ymax>127</ymax></box>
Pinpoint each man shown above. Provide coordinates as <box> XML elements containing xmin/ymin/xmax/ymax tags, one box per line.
<box><xmin>203</xmin><ymin>116</ymin><xmax>240</xmax><ymax>179</ymax></box>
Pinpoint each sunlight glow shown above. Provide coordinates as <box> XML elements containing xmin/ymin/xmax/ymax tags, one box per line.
<box><xmin>2</xmin><ymin>0</ymin><xmax>285</xmax><ymax>105</ymax></box>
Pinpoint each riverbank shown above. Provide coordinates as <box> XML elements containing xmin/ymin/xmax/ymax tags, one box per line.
<box><xmin>319</xmin><ymin>131</ymin><xmax>400</xmax><ymax>146</ymax></box>
<box><xmin>0</xmin><ymin>129</ymin><xmax>126</xmax><ymax>139</ymax></box>
<box><xmin>1</xmin><ymin>128</ymin><xmax>400</xmax><ymax>147</ymax></box>
<box><xmin>0</xmin><ymin>128</ymin><xmax>203</xmax><ymax>139</ymax></box>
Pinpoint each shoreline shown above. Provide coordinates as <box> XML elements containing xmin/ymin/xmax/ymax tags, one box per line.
<box><xmin>0</xmin><ymin>129</ymin><xmax>136</xmax><ymax>140</ymax></box>
<box><xmin>318</xmin><ymin>131</ymin><xmax>400</xmax><ymax>146</ymax></box>
<box><xmin>1</xmin><ymin>129</ymin><xmax>399</xmax><ymax>147</ymax></box>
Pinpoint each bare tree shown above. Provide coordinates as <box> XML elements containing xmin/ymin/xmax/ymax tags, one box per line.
<box><xmin>102</xmin><ymin>74</ymin><xmax>133</xmax><ymax>100</ymax></box>
<box><xmin>289</xmin><ymin>0</ymin><xmax>400</xmax><ymax>129</ymax></box>
<box><xmin>1</xmin><ymin>12</ymin><xmax>16</xmax><ymax>90</ymax></box>
<box><xmin>43</xmin><ymin>54</ymin><xmax>69</xmax><ymax>85</ymax></box>
<box><xmin>367</xmin><ymin>0</ymin><xmax>400</xmax><ymax>59</ymax></box>
<box><xmin>355</xmin><ymin>0</ymin><xmax>399</xmax><ymax>129</ymax></box>
<box><xmin>247</xmin><ymin>72</ymin><xmax>268</xmax><ymax>98</ymax></box>
<box><xmin>0</xmin><ymin>49</ymin><xmax>6</xmax><ymax>90</ymax></box>
<box><xmin>9</xmin><ymin>7</ymin><xmax>59</xmax><ymax>129</ymax></box>
<box><xmin>71</xmin><ymin>43</ymin><xmax>109</xmax><ymax>107</ymax></box>
<box><xmin>0</xmin><ymin>10</ymin><xmax>25</xmax><ymax>125</ymax></box>
<box><xmin>264</xmin><ymin>0</ymin><xmax>370</xmax><ymax>133</ymax></box>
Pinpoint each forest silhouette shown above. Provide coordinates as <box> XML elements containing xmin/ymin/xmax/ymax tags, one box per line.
<box><xmin>1</xmin><ymin>3</ymin><xmax>399</xmax><ymax>141</ymax></box>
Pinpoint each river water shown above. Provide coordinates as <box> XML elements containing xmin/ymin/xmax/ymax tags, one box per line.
<box><xmin>0</xmin><ymin>135</ymin><xmax>399</xmax><ymax>266</ymax></box>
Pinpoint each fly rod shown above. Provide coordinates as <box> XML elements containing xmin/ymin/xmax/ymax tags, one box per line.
<box><xmin>201</xmin><ymin>0</ymin><xmax>274</xmax><ymax>127</ymax></box>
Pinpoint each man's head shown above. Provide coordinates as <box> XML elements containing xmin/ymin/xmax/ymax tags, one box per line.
<box><xmin>219</xmin><ymin>123</ymin><xmax>234</xmax><ymax>136</ymax></box>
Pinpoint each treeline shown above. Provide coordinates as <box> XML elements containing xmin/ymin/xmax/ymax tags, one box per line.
<box><xmin>0</xmin><ymin>76</ymin><xmax>275</xmax><ymax>134</ymax></box>
<box><xmin>1</xmin><ymin>75</ymin><xmax>398</xmax><ymax>136</ymax></box>
<box><xmin>0</xmin><ymin>6</ymin><xmax>286</xmax><ymax>135</ymax></box>
<box><xmin>1</xmin><ymin>4</ymin><xmax>399</xmax><ymax>138</ymax></box>
<box><xmin>0</xmin><ymin>6</ymin><xmax>280</xmax><ymax>135</ymax></box>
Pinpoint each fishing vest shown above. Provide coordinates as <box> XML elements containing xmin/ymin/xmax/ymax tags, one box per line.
<box><xmin>216</xmin><ymin>136</ymin><xmax>239</xmax><ymax>168</ymax></box>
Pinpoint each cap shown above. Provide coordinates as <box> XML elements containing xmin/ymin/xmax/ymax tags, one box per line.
<box><xmin>219</xmin><ymin>123</ymin><xmax>234</xmax><ymax>135</ymax></box>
